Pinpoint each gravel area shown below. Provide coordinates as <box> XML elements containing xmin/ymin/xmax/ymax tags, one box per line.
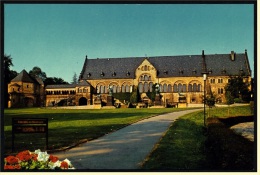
<box><xmin>230</xmin><ymin>122</ymin><xmax>254</xmax><ymax>142</ymax></box>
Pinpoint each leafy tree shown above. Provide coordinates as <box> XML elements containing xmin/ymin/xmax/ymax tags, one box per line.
<box><xmin>71</xmin><ymin>72</ymin><xmax>78</xmax><ymax>84</ymax></box>
<box><xmin>130</xmin><ymin>86</ymin><xmax>140</xmax><ymax>104</ymax></box>
<box><xmin>44</xmin><ymin>77</ymin><xmax>69</xmax><ymax>86</ymax></box>
<box><xmin>225</xmin><ymin>76</ymin><xmax>250</xmax><ymax>103</ymax></box>
<box><xmin>29</xmin><ymin>66</ymin><xmax>47</xmax><ymax>81</ymax></box>
<box><xmin>3</xmin><ymin>54</ymin><xmax>17</xmax><ymax>107</ymax></box>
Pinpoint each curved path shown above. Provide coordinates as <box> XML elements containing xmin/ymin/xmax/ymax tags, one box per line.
<box><xmin>53</xmin><ymin>109</ymin><xmax>202</xmax><ymax>170</ymax></box>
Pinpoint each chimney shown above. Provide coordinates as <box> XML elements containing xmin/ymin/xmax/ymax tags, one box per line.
<box><xmin>230</xmin><ymin>51</ymin><xmax>235</xmax><ymax>61</ymax></box>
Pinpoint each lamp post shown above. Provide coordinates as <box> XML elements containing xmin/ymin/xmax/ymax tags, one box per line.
<box><xmin>202</xmin><ymin>73</ymin><xmax>208</xmax><ymax>127</ymax></box>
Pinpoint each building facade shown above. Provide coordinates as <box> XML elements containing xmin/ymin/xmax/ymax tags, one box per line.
<box><xmin>8</xmin><ymin>70</ymin><xmax>45</xmax><ymax>108</ymax></box>
<box><xmin>8</xmin><ymin>50</ymin><xmax>252</xmax><ymax>108</ymax></box>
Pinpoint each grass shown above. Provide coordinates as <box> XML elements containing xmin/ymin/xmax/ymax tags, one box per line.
<box><xmin>4</xmin><ymin>107</ymin><xmax>189</xmax><ymax>154</ymax></box>
<box><xmin>141</xmin><ymin>105</ymin><xmax>254</xmax><ymax>171</ymax></box>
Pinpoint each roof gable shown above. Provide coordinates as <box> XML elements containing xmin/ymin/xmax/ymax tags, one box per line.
<box><xmin>11</xmin><ymin>70</ymin><xmax>37</xmax><ymax>83</ymax></box>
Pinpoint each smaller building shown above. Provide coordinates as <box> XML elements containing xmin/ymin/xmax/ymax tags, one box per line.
<box><xmin>8</xmin><ymin>70</ymin><xmax>45</xmax><ymax>108</ymax></box>
<box><xmin>45</xmin><ymin>80</ymin><xmax>92</xmax><ymax>107</ymax></box>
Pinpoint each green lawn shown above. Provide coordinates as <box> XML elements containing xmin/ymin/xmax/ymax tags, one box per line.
<box><xmin>4</xmin><ymin>107</ymin><xmax>189</xmax><ymax>154</ymax></box>
<box><xmin>141</xmin><ymin>105</ymin><xmax>253</xmax><ymax>170</ymax></box>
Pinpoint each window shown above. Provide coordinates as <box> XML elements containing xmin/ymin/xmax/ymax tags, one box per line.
<box><xmin>163</xmin><ymin>84</ymin><xmax>167</xmax><ymax>93</ymax></box>
<box><xmin>149</xmin><ymin>83</ymin><xmax>153</xmax><ymax>92</ymax></box>
<box><xmin>210</xmin><ymin>79</ymin><xmax>215</xmax><ymax>84</ymax></box>
<box><xmin>168</xmin><ymin>84</ymin><xmax>172</xmax><ymax>92</ymax></box>
<box><xmin>188</xmin><ymin>84</ymin><xmax>192</xmax><ymax>92</ymax></box>
<box><xmin>174</xmin><ymin>84</ymin><xmax>178</xmax><ymax>92</ymax></box>
<box><xmin>125</xmin><ymin>85</ymin><xmax>130</xmax><ymax>92</ymax></box>
<box><xmin>178</xmin><ymin>83</ymin><xmax>182</xmax><ymax>92</ymax></box>
<box><xmin>144</xmin><ymin>82</ymin><xmax>149</xmax><ymax>92</ymax></box>
<box><xmin>139</xmin><ymin>82</ymin><xmax>143</xmax><ymax>93</ymax></box>
<box><xmin>122</xmin><ymin>85</ymin><xmax>125</xmax><ymax>93</ymax></box>
<box><xmin>218</xmin><ymin>88</ymin><xmax>224</xmax><ymax>94</ymax></box>
<box><xmin>218</xmin><ymin>79</ymin><xmax>223</xmax><ymax>83</ymax></box>
<box><xmin>183</xmin><ymin>84</ymin><xmax>187</xmax><ymax>92</ymax></box>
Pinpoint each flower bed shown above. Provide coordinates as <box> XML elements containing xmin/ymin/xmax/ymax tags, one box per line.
<box><xmin>4</xmin><ymin>149</ymin><xmax>74</xmax><ymax>170</ymax></box>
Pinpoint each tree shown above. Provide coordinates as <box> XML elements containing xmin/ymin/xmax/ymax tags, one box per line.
<box><xmin>225</xmin><ymin>76</ymin><xmax>250</xmax><ymax>103</ymax></box>
<box><xmin>3</xmin><ymin>54</ymin><xmax>16</xmax><ymax>107</ymax></box>
<box><xmin>29</xmin><ymin>66</ymin><xmax>47</xmax><ymax>81</ymax></box>
<box><xmin>44</xmin><ymin>77</ymin><xmax>69</xmax><ymax>86</ymax></box>
<box><xmin>71</xmin><ymin>72</ymin><xmax>78</xmax><ymax>84</ymax></box>
<box><xmin>130</xmin><ymin>86</ymin><xmax>140</xmax><ymax>104</ymax></box>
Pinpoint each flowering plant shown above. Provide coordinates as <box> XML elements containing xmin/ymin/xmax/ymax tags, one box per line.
<box><xmin>4</xmin><ymin>149</ymin><xmax>74</xmax><ymax>170</ymax></box>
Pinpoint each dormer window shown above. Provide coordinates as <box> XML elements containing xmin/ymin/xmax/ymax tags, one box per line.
<box><xmin>126</xmin><ymin>71</ymin><xmax>130</xmax><ymax>76</ymax></box>
<box><xmin>112</xmin><ymin>72</ymin><xmax>116</xmax><ymax>77</ymax></box>
<box><xmin>87</xmin><ymin>73</ymin><xmax>91</xmax><ymax>77</ymax></box>
<box><xmin>164</xmin><ymin>70</ymin><xmax>168</xmax><ymax>75</ymax></box>
<box><xmin>100</xmin><ymin>71</ymin><xmax>104</xmax><ymax>77</ymax></box>
<box><xmin>179</xmin><ymin>70</ymin><xmax>184</xmax><ymax>74</ymax></box>
<box><xmin>192</xmin><ymin>69</ymin><xmax>197</xmax><ymax>74</ymax></box>
<box><xmin>208</xmin><ymin>68</ymin><xmax>212</xmax><ymax>74</ymax></box>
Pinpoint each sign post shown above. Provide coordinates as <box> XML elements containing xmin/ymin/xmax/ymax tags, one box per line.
<box><xmin>12</xmin><ymin>118</ymin><xmax>48</xmax><ymax>152</ymax></box>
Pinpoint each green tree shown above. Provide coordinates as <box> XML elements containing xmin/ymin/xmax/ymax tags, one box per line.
<box><xmin>130</xmin><ymin>86</ymin><xmax>140</xmax><ymax>104</ymax></box>
<box><xmin>225</xmin><ymin>76</ymin><xmax>250</xmax><ymax>103</ymax></box>
<box><xmin>3</xmin><ymin>54</ymin><xmax>17</xmax><ymax>107</ymax></box>
<box><xmin>44</xmin><ymin>77</ymin><xmax>69</xmax><ymax>86</ymax></box>
<box><xmin>29</xmin><ymin>66</ymin><xmax>47</xmax><ymax>81</ymax></box>
<box><xmin>71</xmin><ymin>72</ymin><xmax>78</xmax><ymax>84</ymax></box>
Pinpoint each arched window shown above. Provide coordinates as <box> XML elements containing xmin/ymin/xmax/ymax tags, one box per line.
<box><xmin>188</xmin><ymin>84</ymin><xmax>192</xmax><ymax>92</ymax></box>
<box><xmin>183</xmin><ymin>84</ymin><xmax>187</xmax><ymax>92</ymax></box>
<box><xmin>149</xmin><ymin>82</ymin><xmax>153</xmax><ymax>92</ymax></box>
<box><xmin>117</xmin><ymin>86</ymin><xmax>121</xmax><ymax>93</ymax></box>
<box><xmin>139</xmin><ymin>82</ymin><xmax>143</xmax><ymax>93</ymax></box>
<box><xmin>130</xmin><ymin>85</ymin><xmax>133</xmax><ymax>93</ymax></box>
<box><xmin>122</xmin><ymin>85</ymin><xmax>125</xmax><ymax>93</ymax></box>
<box><xmin>83</xmin><ymin>88</ymin><xmax>86</xmax><ymax>93</ymax></box>
<box><xmin>100</xmin><ymin>85</ymin><xmax>103</xmax><ymax>93</ymax></box>
<box><xmin>193</xmin><ymin>83</ymin><xmax>197</xmax><ymax>92</ymax></box>
<box><xmin>144</xmin><ymin>82</ymin><xmax>149</xmax><ymax>92</ymax></box>
<box><xmin>173</xmin><ymin>84</ymin><xmax>178</xmax><ymax>92</ymax></box>
<box><xmin>126</xmin><ymin>85</ymin><xmax>130</xmax><ymax>92</ymax></box>
<box><xmin>159</xmin><ymin>84</ymin><xmax>163</xmax><ymax>92</ymax></box>
<box><xmin>168</xmin><ymin>84</ymin><xmax>172</xmax><ymax>92</ymax></box>
<box><xmin>198</xmin><ymin>84</ymin><xmax>201</xmax><ymax>92</ymax></box>
<box><xmin>144</xmin><ymin>65</ymin><xmax>148</xmax><ymax>71</ymax></box>
<box><xmin>178</xmin><ymin>83</ymin><xmax>182</xmax><ymax>92</ymax></box>
<box><xmin>139</xmin><ymin>76</ymin><xmax>143</xmax><ymax>81</ymax></box>
<box><xmin>113</xmin><ymin>85</ymin><xmax>117</xmax><ymax>93</ymax></box>
<box><xmin>163</xmin><ymin>84</ymin><xmax>167</xmax><ymax>93</ymax></box>
<box><xmin>144</xmin><ymin>75</ymin><xmax>149</xmax><ymax>81</ymax></box>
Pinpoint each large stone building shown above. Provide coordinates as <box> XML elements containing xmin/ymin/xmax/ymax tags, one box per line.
<box><xmin>8</xmin><ymin>50</ymin><xmax>252</xmax><ymax>108</ymax></box>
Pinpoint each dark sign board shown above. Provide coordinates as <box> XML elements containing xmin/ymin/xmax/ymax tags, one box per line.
<box><xmin>12</xmin><ymin>118</ymin><xmax>48</xmax><ymax>152</ymax></box>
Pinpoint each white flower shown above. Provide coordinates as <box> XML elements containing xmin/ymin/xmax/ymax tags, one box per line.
<box><xmin>34</xmin><ymin>149</ymin><xmax>41</xmax><ymax>154</ymax></box>
<box><xmin>37</xmin><ymin>151</ymin><xmax>50</xmax><ymax>162</ymax></box>
<box><xmin>48</xmin><ymin>160</ymin><xmax>61</xmax><ymax>169</ymax></box>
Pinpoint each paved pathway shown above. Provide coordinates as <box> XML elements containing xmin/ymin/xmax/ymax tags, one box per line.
<box><xmin>53</xmin><ymin>109</ymin><xmax>202</xmax><ymax>170</ymax></box>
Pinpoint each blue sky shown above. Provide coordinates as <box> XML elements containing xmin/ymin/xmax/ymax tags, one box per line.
<box><xmin>4</xmin><ymin>4</ymin><xmax>254</xmax><ymax>82</ymax></box>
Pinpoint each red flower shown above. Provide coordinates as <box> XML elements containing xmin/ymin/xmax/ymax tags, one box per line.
<box><xmin>5</xmin><ymin>156</ymin><xmax>19</xmax><ymax>165</ymax></box>
<box><xmin>4</xmin><ymin>164</ymin><xmax>21</xmax><ymax>170</ymax></box>
<box><xmin>60</xmin><ymin>161</ymin><xmax>69</xmax><ymax>169</ymax></box>
<box><xmin>49</xmin><ymin>155</ymin><xmax>59</xmax><ymax>163</ymax></box>
<box><xmin>16</xmin><ymin>150</ymin><xmax>32</xmax><ymax>162</ymax></box>
<box><xmin>31</xmin><ymin>153</ymin><xmax>38</xmax><ymax>161</ymax></box>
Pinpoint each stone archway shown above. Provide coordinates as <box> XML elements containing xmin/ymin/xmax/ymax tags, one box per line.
<box><xmin>79</xmin><ymin>97</ymin><xmax>87</xmax><ymax>106</ymax></box>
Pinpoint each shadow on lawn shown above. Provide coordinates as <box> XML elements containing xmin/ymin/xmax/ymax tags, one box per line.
<box><xmin>205</xmin><ymin>117</ymin><xmax>255</xmax><ymax>171</ymax></box>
